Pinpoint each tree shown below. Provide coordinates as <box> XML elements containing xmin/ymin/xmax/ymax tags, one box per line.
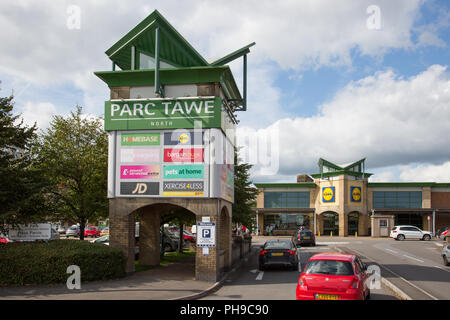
<box><xmin>0</xmin><ymin>94</ymin><xmax>48</xmax><ymax>234</ymax></box>
<box><xmin>36</xmin><ymin>106</ymin><xmax>108</xmax><ymax>240</ymax></box>
<box><xmin>232</xmin><ymin>149</ymin><xmax>258</xmax><ymax>232</ymax></box>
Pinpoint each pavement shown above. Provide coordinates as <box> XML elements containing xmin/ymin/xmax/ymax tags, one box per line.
<box><xmin>0</xmin><ymin>235</ymin><xmax>431</xmax><ymax>300</ymax></box>
<box><xmin>0</xmin><ymin>246</ymin><xmax>255</xmax><ymax>300</ymax></box>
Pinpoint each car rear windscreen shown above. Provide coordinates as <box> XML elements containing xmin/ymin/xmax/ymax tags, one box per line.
<box><xmin>264</xmin><ymin>241</ymin><xmax>292</xmax><ymax>250</ymax></box>
<box><xmin>301</xmin><ymin>231</ymin><xmax>313</xmax><ymax>237</ymax></box>
<box><xmin>304</xmin><ymin>260</ymin><xmax>354</xmax><ymax>276</ymax></box>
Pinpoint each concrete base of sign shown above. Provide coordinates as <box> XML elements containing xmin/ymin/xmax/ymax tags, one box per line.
<box><xmin>109</xmin><ymin>197</ymin><xmax>232</xmax><ymax>282</ymax></box>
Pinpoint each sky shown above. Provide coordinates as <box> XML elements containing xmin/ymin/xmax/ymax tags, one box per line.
<box><xmin>0</xmin><ymin>0</ymin><xmax>449</xmax><ymax>184</ymax></box>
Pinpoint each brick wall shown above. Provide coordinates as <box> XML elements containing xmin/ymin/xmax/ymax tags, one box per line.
<box><xmin>110</xmin><ymin>213</ymin><xmax>135</xmax><ymax>273</ymax></box>
<box><xmin>431</xmin><ymin>192</ymin><xmax>450</xmax><ymax>209</ymax></box>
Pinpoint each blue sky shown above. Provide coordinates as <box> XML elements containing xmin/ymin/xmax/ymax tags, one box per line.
<box><xmin>0</xmin><ymin>0</ymin><xmax>449</xmax><ymax>183</ymax></box>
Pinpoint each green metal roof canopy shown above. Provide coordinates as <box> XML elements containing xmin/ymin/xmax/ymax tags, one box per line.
<box><xmin>311</xmin><ymin>158</ymin><xmax>372</xmax><ymax>179</ymax></box>
<box><xmin>101</xmin><ymin>10</ymin><xmax>254</xmax><ymax>111</ymax></box>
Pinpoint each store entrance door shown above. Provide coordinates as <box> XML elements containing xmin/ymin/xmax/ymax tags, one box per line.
<box><xmin>323</xmin><ymin>212</ymin><xmax>339</xmax><ymax>235</ymax></box>
<box><xmin>348</xmin><ymin>212</ymin><xmax>359</xmax><ymax>236</ymax></box>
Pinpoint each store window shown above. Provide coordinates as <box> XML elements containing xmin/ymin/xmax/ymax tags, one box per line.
<box><xmin>263</xmin><ymin>214</ymin><xmax>310</xmax><ymax>232</ymax></box>
<box><xmin>264</xmin><ymin>192</ymin><xmax>310</xmax><ymax>208</ymax></box>
<box><xmin>373</xmin><ymin>191</ymin><xmax>422</xmax><ymax>208</ymax></box>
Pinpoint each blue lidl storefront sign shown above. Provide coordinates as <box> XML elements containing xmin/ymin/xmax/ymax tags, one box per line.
<box><xmin>322</xmin><ymin>187</ymin><xmax>335</xmax><ymax>203</ymax></box>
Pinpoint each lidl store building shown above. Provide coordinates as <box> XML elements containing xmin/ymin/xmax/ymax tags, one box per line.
<box><xmin>255</xmin><ymin>158</ymin><xmax>450</xmax><ymax>237</ymax></box>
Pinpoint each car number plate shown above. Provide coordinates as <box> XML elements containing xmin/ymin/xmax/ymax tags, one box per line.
<box><xmin>303</xmin><ymin>237</ymin><xmax>310</xmax><ymax>239</ymax></box>
<box><xmin>316</xmin><ymin>294</ymin><xmax>338</xmax><ymax>300</ymax></box>
<box><xmin>271</xmin><ymin>252</ymin><xmax>283</xmax><ymax>256</ymax></box>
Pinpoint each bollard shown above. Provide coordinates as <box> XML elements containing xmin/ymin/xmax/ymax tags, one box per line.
<box><xmin>355</xmin><ymin>232</ymin><xmax>358</xmax><ymax>238</ymax></box>
<box><xmin>318</xmin><ymin>231</ymin><xmax>320</xmax><ymax>237</ymax></box>
<box><xmin>330</xmin><ymin>231</ymin><xmax>333</xmax><ymax>237</ymax></box>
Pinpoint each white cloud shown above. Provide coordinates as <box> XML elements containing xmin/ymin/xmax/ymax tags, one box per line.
<box><xmin>243</xmin><ymin>64</ymin><xmax>450</xmax><ymax>182</ymax></box>
<box><xmin>399</xmin><ymin>162</ymin><xmax>450</xmax><ymax>182</ymax></box>
<box><xmin>19</xmin><ymin>101</ymin><xmax>57</xmax><ymax>130</ymax></box>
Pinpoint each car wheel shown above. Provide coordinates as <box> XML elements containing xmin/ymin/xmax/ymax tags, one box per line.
<box><xmin>444</xmin><ymin>256</ymin><xmax>450</xmax><ymax>267</ymax></box>
<box><xmin>397</xmin><ymin>234</ymin><xmax>405</xmax><ymax>241</ymax></box>
<box><xmin>423</xmin><ymin>234</ymin><xmax>431</xmax><ymax>241</ymax></box>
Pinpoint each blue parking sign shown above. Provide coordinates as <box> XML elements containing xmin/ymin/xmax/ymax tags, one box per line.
<box><xmin>202</xmin><ymin>229</ymin><xmax>211</xmax><ymax>238</ymax></box>
<box><xmin>197</xmin><ymin>222</ymin><xmax>216</xmax><ymax>247</ymax></box>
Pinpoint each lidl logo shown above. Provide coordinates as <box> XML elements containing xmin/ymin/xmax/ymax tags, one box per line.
<box><xmin>351</xmin><ymin>186</ymin><xmax>362</xmax><ymax>202</ymax></box>
<box><xmin>178</xmin><ymin>133</ymin><xmax>190</xmax><ymax>144</ymax></box>
<box><xmin>322</xmin><ymin>187</ymin><xmax>335</xmax><ymax>203</ymax></box>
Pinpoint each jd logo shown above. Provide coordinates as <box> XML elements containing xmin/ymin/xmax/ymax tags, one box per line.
<box><xmin>132</xmin><ymin>183</ymin><xmax>148</xmax><ymax>194</ymax></box>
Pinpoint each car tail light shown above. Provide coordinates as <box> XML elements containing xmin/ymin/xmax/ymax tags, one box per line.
<box><xmin>286</xmin><ymin>250</ymin><xmax>296</xmax><ymax>255</ymax></box>
<box><xmin>260</xmin><ymin>250</ymin><xmax>268</xmax><ymax>256</ymax></box>
<box><xmin>298</xmin><ymin>277</ymin><xmax>305</xmax><ymax>286</ymax></box>
<box><xmin>350</xmin><ymin>278</ymin><xmax>359</xmax><ymax>289</ymax></box>
<box><xmin>392</xmin><ymin>230</ymin><xmax>397</xmax><ymax>233</ymax></box>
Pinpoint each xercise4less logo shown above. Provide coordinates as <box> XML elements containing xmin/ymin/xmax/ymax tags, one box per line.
<box><xmin>322</xmin><ymin>187</ymin><xmax>335</xmax><ymax>203</ymax></box>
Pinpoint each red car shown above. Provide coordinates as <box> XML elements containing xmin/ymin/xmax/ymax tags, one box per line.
<box><xmin>0</xmin><ymin>234</ymin><xmax>8</xmax><ymax>244</ymax></box>
<box><xmin>84</xmin><ymin>227</ymin><xmax>101</xmax><ymax>238</ymax></box>
<box><xmin>296</xmin><ymin>253</ymin><xmax>371</xmax><ymax>300</ymax></box>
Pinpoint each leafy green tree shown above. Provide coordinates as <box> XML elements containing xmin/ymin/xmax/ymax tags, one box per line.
<box><xmin>0</xmin><ymin>94</ymin><xmax>48</xmax><ymax>234</ymax></box>
<box><xmin>232</xmin><ymin>149</ymin><xmax>258</xmax><ymax>232</ymax></box>
<box><xmin>36</xmin><ymin>106</ymin><xmax>108</xmax><ymax>240</ymax></box>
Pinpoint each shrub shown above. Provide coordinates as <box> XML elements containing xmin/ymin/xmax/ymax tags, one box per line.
<box><xmin>0</xmin><ymin>240</ymin><xmax>125</xmax><ymax>286</ymax></box>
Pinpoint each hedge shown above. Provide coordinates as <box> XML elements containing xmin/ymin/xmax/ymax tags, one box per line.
<box><xmin>0</xmin><ymin>240</ymin><xmax>125</xmax><ymax>286</ymax></box>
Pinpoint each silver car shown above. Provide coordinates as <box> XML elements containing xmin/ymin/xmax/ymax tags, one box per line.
<box><xmin>443</xmin><ymin>244</ymin><xmax>450</xmax><ymax>266</ymax></box>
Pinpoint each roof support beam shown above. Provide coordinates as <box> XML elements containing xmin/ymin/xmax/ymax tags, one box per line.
<box><xmin>131</xmin><ymin>46</ymin><xmax>136</xmax><ymax>70</ymax></box>
<box><xmin>154</xmin><ymin>27</ymin><xmax>164</xmax><ymax>97</ymax></box>
<box><xmin>243</xmin><ymin>53</ymin><xmax>247</xmax><ymax>111</ymax></box>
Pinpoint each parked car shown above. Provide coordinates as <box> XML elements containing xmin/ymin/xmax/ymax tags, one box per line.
<box><xmin>437</xmin><ymin>227</ymin><xmax>450</xmax><ymax>238</ymax></box>
<box><xmin>57</xmin><ymin>225</ymin><xmax>66</xmax><ymax>235</ymax></box>
<box><xmin>259</xmin><ymin>239</ymin><xmax>299</xmax><ymax>271</ymax></box>
<box><xmin>51</xmin><ymin>228</ymin><xmax>60</xmax><ymax>240</ymax></box>
<box><xmin>390</xmin><ymin>225</ymin><xmax>432</xmax><ymax>241</ymax></box>
<box><xmin>65</xmin><ymin>225</ymin><xmax>80</xmax><ymax>237</ymax></box>
<box><xmin>292</xmin><ymin>229</ymin><xmax>316</xmax><ymax>247</ymax></box>
<box><xmin>442</xmin><ymin>244</ymin><xmax>450</xmax><ymax>266</ymax></box>
<box><xmin>439</xmin><ymin>229</ymin><xmax>450</xmax><ymax>241</ymax></box>
<box><xmin>161</xmin><ymin>230</ymin><xmax>179</xmax><ymax>253</ymax></box>
<box><xmin>183</xmin><ymin>230</ymin><xmax>196</xmax><ymax>243</ymax></box>
<box><xmin>84</xmin><ymin>226</ymin><xmax>101</xmax><ymax>238</ymax></box>
<box><xmin>100</xmin><ymin>227</ymin><xmax>109</xmax><ymax>236</ymax></box>
<box><xmin>296</xmin><ymin>253</ymin><xmax>370</xmax><ymax>300</ymax></box>
<box><xmin>91</xmin><ymin>235</ymin><xmax>139</xmax><ymax>259</ymax></box>
<box><xmin>0</xmin><ymin>233</ymin><xmax>9</xmax><ymax>244</ymax></box>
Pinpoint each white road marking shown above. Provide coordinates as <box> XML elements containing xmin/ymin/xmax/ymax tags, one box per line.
<box><xmin>403</xmin><ymin>255</ymin><xmax>424</xmax><ymax>263</ymax></box>
<box><xmin>317</xmin><ymin>242</ymin><xmax>350</xmax><ymax>245</ymax></box>
<box><xmin>255</xmin><ymin>271</ymin><xmax>264</xmax><ymax>281</ymax></box>
<box><xmin>385</xmin><ymin>248</ymin><xmax>398</xmax><ymax>254</ymax></box>
<box><xmin>434</xmin><ymin>266</ymin><xmax>450</xmax><ymax>273</ymax></box>
<box><xmin>339</xmin><ymin>246</ymin><xmax>439</xmax><ymax>300</ymax></box>
<box><xmin>435</xmin><ymin>242</ymin><xmax>445</xmax><ymax>247</ymax></box>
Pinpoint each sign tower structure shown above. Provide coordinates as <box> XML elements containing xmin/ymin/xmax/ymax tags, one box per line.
<box><xmin>95</xmin><ymin>10</ymin><xmax>254</xmax><ymax>281</ymax></box>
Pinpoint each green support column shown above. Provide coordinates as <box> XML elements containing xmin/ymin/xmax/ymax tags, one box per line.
<box><xmin>154</xmin><ymin>27</ymin><xmax>160</xmax><ymax>96</ymax></box>
<box><xmin>243</xmin><ymin>54</ymin><xmax>247</xmax><ymax>111</ymax></box>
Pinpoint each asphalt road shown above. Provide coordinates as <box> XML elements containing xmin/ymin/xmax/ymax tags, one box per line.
<box><xmin>336</xmin><ymin>237</ymin><xmax>450</xmax><ymax>300</ymax></box>
<box><xmin>203</xmin><ymin>237</ymin><xmax>398</xmax><ymax>300</ymax></box>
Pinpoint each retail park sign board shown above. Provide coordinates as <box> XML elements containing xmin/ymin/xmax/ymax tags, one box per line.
<box><xmin>104</xmin><ymin>97</ymin><xmax>222</xmax><ymax>131</ymax></box>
